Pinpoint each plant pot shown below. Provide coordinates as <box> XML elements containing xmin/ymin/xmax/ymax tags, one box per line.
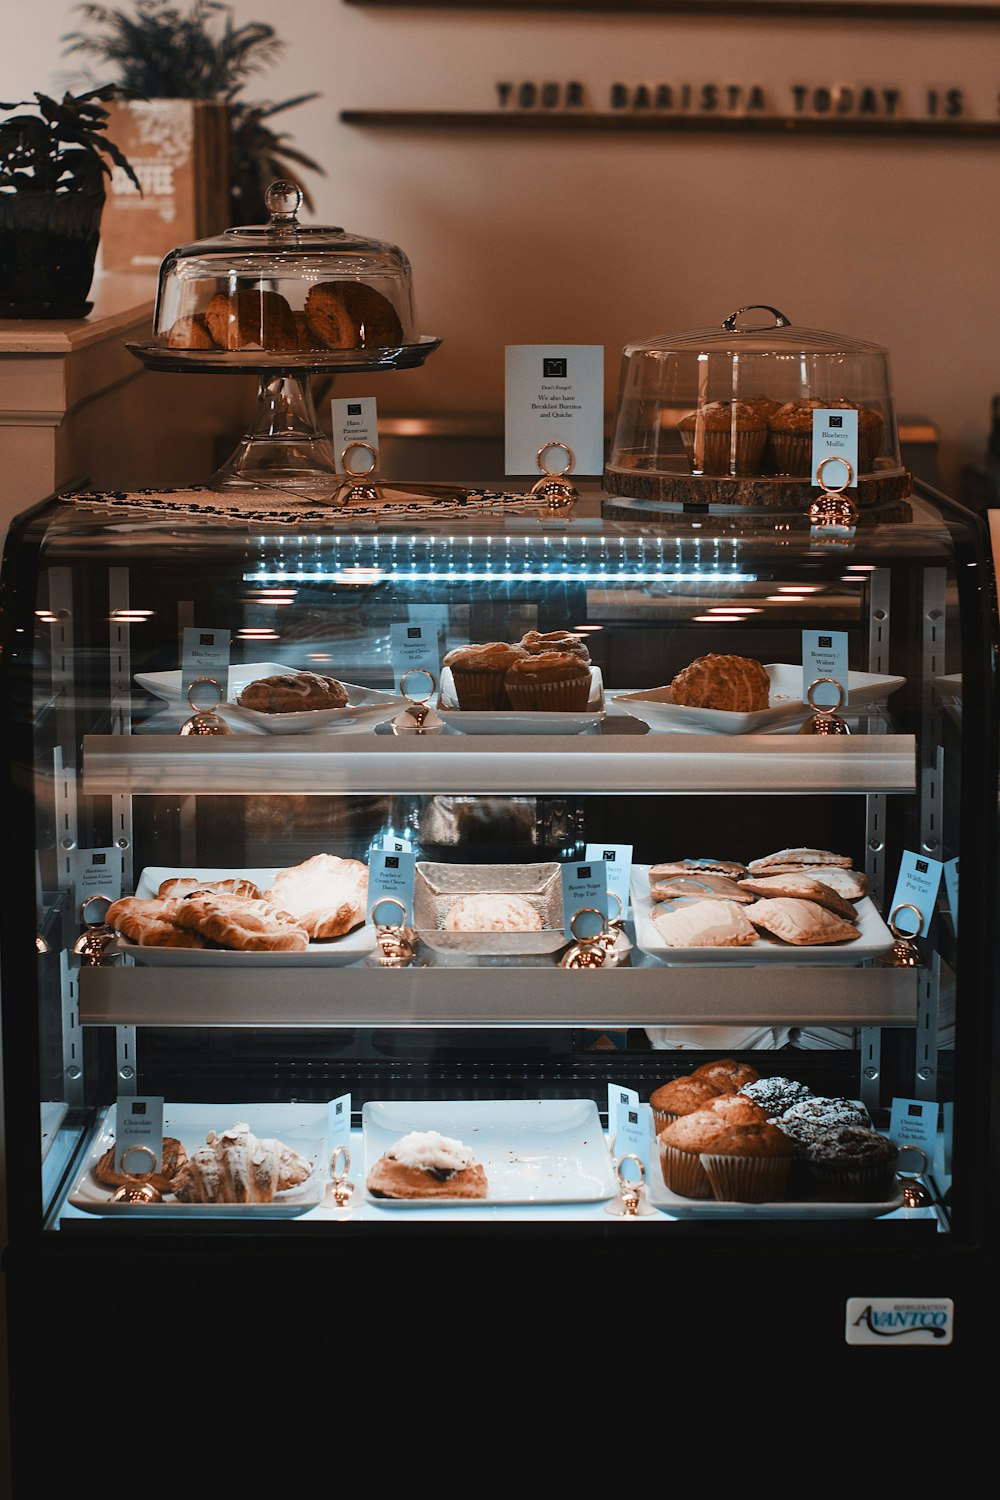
<box><xmin>0</xmin><ymin>190</ymin><xmax>105</xmax><ymax>318</ymax></box>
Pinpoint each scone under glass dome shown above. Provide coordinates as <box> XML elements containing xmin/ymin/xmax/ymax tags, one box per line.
<box><xmin>148</xmin><ymin>181</ymin><xmax>430</xmax><ymax>367</ymax></box>
<box><xmin>605</xmin><ymin>305</ymin><xmax>908</xmax><ymax>509</ymax></box>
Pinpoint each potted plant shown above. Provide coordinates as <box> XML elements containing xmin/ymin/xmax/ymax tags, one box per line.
<box><xmin>0</xmin><ymin>85</ymin><xmax>141</xmax><ymax>317</ymax></box>
<box><xmin>63</xmin><ymin>0</ymin><xmax>324</xmax><ymax>225</ymax></box>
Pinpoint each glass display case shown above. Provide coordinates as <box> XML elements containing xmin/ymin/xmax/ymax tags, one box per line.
<box><xmin>1</xmin><ymin>471</ymin><xmax>997</xmax><ymax>1449</ymax></box>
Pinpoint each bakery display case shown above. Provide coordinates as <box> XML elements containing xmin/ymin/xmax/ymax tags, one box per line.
<box><xmin>1</xmin><ymin>466</ymin><xmax>997</xmax><ymax>1426</ymax></box>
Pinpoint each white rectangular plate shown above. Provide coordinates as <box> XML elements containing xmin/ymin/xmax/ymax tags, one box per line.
<box><xmin>630</xmin><ymin>865</ymin><xmax>894</xmax><ymax>965</ymax></box>
<box><xmin>437</xmin><ymin>665</ymin><xmax>605</xmax><ymax>735</ymax></box>
<box><xmin>362</xmin><ymin>1098</ymin><xmax>617</xmax><ymax>1206</ymax></box>
<box><xmin>135</xmin><ymin>661</ymin><xmax>287</xmax><ymax>703</ymax></box>
<box><xmin>67</xmin><ymin>1101</ymin><xmax>328</xmax><ymax>1217</ymax></box>
<box><xmin>614</xmin><ymin>665</ymin><xmax>905</xmax><ymax>735</ymax></box>
<box><xmin>646</xmin><ymin>1170</ymin><xmax>904</xmax><ymax>1219</ymax></box>
<box><xmin>112</xmin><ymin>866</ymin><xmax>375</xmax><ymax>966</ymax></box>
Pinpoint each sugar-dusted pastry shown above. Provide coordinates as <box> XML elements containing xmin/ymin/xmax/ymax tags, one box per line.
<box><xmin>265</xmin><ymin>853</ymin><xmax>369</xmax><ymax>940</ymax></box>
<box><xmin>747</xmin><ymin>847</ymin><xmax>853</xmax><ymax>873</ymax></box>
<box><xmin>204</xmin><ymin>288</ymin><xmax>299</xmax><ymax>351</ymax></box>
<box><xmin>651</xmin><ymin>897</ymin><xmax>758</xmax><ymax>947</ymax></box>
<box><xmin>747</xmin><ymin>897</ymin><xmax>860</xmax><ymax>946</ymax></box>
<box><xmin>443</xmin><ymin>892</ymin><xmax>543</xmax><ymax>933</ymax></box>
<box><xmin>737</xmin><ymin>873</ymin><xmax>857</xmax><ymax>921</ymax></box>
<box><xmin>649</xmin><ymin>873</ymin><xmax>754</xmax><ymax>904</ymax></box>
<box><xmin>366</xmin><ymin>1130</ymin><xmax>488</xmax><ymax>1200</ymax></box>
<box><xmin>669</xmin><ymin>653</ymin><xmax>770</xmax><ymax>713</ymax></box>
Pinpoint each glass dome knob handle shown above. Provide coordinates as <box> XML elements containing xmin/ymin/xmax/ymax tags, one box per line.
<box><xmin>722</xmin><ymin>304</ymin><xmax>791</xmax><ymax>332</ymax></box>
<box><xmin>265</xmin><ymin>180</ymin><xmax>303</xmax><ymax>224</ymax></box>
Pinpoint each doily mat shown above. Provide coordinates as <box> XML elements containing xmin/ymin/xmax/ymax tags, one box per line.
<box><xmin>65</xmin><ymin>483</ymin><xmax>550</xmax><ymax>525</ymax></box>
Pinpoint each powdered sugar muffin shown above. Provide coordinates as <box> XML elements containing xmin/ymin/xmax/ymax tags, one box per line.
<box><xmin>739</xmin><ymin>1076</ymin><xmax>814</xmax><ymax>1119</ymax></box>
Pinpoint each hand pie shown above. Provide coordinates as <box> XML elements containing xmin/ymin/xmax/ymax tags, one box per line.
<box><xmin>651</xmin><ymin>898</ymin><xmax>758</xmax><ymax>948</ymax></box>
<box><xmin>737</xmin><ymin>874</ymin><xmax>858</xmax><ymax>921</ymax></box>
<box><xmin>649</xmin><ymin>858</ymin><xmax>748</xmax><ymax>881</ymax></box>
<box><xmin>650</xmin><ymin>873</ymin><xmax>754</xmax><ymax>904</ymax></box>
<box><xmin>747</xmin><ymin>847</ymin><xmax>853</xmax><ymax>873</ymax></box>
<box><xmin>746</xmin><ymin>897</ymin><xmax>860</xmax><ymax>946</ymax></box>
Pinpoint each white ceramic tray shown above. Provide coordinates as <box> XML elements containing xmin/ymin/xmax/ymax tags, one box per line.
<box><xmin>646</xmin><ymin>1169</ymin><xmax>904</xmax><ymax>1219</ymax></box>
<box><xmin>412</xmin><ymin>861</ymin><xmax>566</xmax><ymax>954</ymax></box>
<box><xmin>630</xmin><ymin>865</ymin><xmax>894</xmax><ymax>965</ymax></box>
<box><xmin>437</xmin><ymin>665</ymin><xmax>605</xmax><ymax>735</ymax></box>
<box><xmin>217</xmin><ymin>682</ymin><xmax>406</xmax><ymax>735</ymax></box>
<box><xmin>614</xmin><ymin>665</ymin><xmax>905</xmax><ymax>736</ymax></box>
<box><xmin>111</xmin><ymin>866</ymin><xmax>375</xmax><ymax>966</ymax></box>
<box><xmin>362</xmin><ymin>1098</ymin><xmax>617</xmax><ymax>1205</ymax></box>
<box><xmin>67</xmin><ymin>1101</ymin><xmax>328</xmax><ymax>1217</ymax></box>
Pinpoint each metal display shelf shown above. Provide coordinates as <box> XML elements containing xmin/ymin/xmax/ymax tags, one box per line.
<box><xmin>82</xmin><ymin>730</ymin><xmax>916</xmax><ymax>797</ymax></box>
<box><xmin>78</xmin><ymin>961</ymin><xmax>918</xmax><ymax>1029</ymax></box>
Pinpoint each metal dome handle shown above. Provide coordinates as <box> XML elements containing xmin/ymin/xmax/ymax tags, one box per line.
<box><xmin>722</xmin><ymin>305</ymin><xmax>792</xmax><ymax>332</ymax></box>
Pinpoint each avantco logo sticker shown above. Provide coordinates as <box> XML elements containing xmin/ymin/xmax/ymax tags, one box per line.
<box><xmin>845</xmin><ymin>1298</ymin><xmax>953</xmax><ymax>1345</ymax></box>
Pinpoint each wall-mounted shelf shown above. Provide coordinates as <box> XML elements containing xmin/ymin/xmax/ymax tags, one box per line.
<box><xmin>340</xmin><ymin>109</ymin><xmax>1000</xmax><ymax>140</ymax></box>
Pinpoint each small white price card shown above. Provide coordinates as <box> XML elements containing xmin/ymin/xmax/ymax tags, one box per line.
<box><xmin>889</xmin><ymin>1097</ymin><xmax>939</xmax><ymax>1156</ymax></box>
<box><xmin>328</xmin><ymin>1093</ymin><xmax>352</xmax><ymax>1151</ymax></box>
<box><xmin>608</xmin><ymin>1083</ymin><xmax>649</xmax><ymax>1173</ymax></box>
<box><xmin>331</xmin><ymin>396</ymin><xmax>378</xmax><ymax>474</ymax></box>
<box><xmin>367</xmin><ymin>849</ymin><xmax>416</xmax><ymax>925</ymax></box>
<box><xmin>504</xmin><ymin>344</ymin><xmax>604</xmax><ymax>476</ymax></box>
<box><xmin>389</xmin><ymin>621</ymin><xmax>441</xmax><ymax>695</ymax></box>
<box><xmin>114</xmin><ymin>1096</ymin><xmax>165</xmax><ymax>1177</ymax></box>
<box><xmin>181</xmin><ymin>628</ymin><xmax>231</xmax><ymax>703</ymax></box>
<box><xmin>810</xmin><ymin>407</ymin><xmax>859</xmax><ymax>489</ymax></box>
<box><xmin>72</xmin><ymin>848</ymin><xmax>122</xmax><ymax>911</ymax></box>
<box><xmin>585</xmin><ymin>842</ymin><xmax>632</xmax><ymax>921</ymax></box>
<box><xmin>379</xmin><ymin>831</ymin><xmax>412</xmax><ymax>853</ymax></box>
<box><xmin>801</xmin><ymin>628</ymin><xmax>849</xmax><ymax>711</ymax></box>
<box><xmin>560</xmin><ymin>858</ymin><xmax>609</xmax><ymax>937</ymax></box>
<box><xmin>887</xmin><ymin>851</ymin><xmax>944</xmax><ymax>936</ymax></box>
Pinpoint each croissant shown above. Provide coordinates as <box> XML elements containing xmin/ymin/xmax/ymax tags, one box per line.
<box><xmin>170</xmin><ymin>1122</ymin><xmax>312</xmax><ymax>1204</ymax></box>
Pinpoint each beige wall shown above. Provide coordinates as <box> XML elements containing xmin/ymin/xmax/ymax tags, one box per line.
<box><xmin>4</xmin><ymin>2</ymin><xmax>1000</xmax><ymax>495</ymax></box>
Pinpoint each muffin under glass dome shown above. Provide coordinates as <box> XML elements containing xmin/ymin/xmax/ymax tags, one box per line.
<box><xmin>605</xmin><ymin>305</ymin><xmax>909</xmax><ymax>511</ymax></box>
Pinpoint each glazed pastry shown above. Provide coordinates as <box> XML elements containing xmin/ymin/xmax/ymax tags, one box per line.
<box><xmin>95</xmin><ymin>1135</ymin><xmax>188</xmax><ymax>1193</ymax></box>
<box><xmin>366</xmin><ymin>1130</ymin><xmax>488</xmax><ymax>1200</ymax></box>
<box><xmin>649</xmin><ymin>873</ymin><xmax>754</xmax><ymax>904</ymax></box>
<box><xmin>649</xmin><ymin>858</ymin><xmax>748</xmax><ymax>881</ymax></box>
<box><xmin>304</xmin><ymin>280</ymin><xmax>404</xmax><ymax>349</ymax></box>
<box><xmin>747</xmin><ymin>897</ymin><xmax>860</xmax><ymax>945</ymax></box>
<box><xmin>171</xmin><ymin>893</ymin><xmax>310</xmax><ymax>952</ymax></box>
<box><xmin>204</xmin><ymin>288</ymin><xmax>299</xmax><ymax>351</ymax></box>
<box><xmin>747</xmin><ymin>847</ymin><xmax>853</xmax><ymax>873</ymax></box>
<box><xmin>737</xmin><ymin>873</ymin><xmax>858</xmax><ymax>920</ymax></box>
<box><xmin>669</xmin><ymin>653</ymin><xmax>770</xmax><ymax>713</ymax></box>
<box><xmin>442</xmin><ymin>893</ymin><xmax>543</xmax><ymax>933</ymax></box>
<box><xmin>651</xmin><ymin>897</ymin><xmax>758</xmax><ymax>947</ymax></box>
<box><xmin>265</xmin><ymin>853</ymin><xmax>369</xmax><ymax>940</ymax></box>
<box><xmin>157</xmin><ymin>877</ymin><xmax>262</xmax><ymax>901</ymax></box>
<box><xmin>105</xmin><ymin>896</ymin><xmax>209</xmax><ymax>949</ymax></box>
<box><xmin>236</xmin><ymin>671</ymin><xmax>350</xmax><ymax>713</ymax></box>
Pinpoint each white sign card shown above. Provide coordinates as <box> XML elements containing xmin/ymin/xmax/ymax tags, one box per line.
<box><xmin>889</xmin><ymin>1097</ymin><xmax>939</xmax><ymax>1157</ymax></box>
<box><xmin>379</xmin><ymin>831</ymin><xmax>413</xmax><ymax>853</ymax></box>
<box><xmin>560</xmin><ymin>858</ymin><xmax>609</xmax><ymax>938</ymax></box>
<box><xmin>888</xmin><ymin>851</ymin><xmax>944</xmax><ymax>937</ymax></box>
<box><xmin>181</xmin><ymin>628</ymin><xmax>231</xmax><ymax>704</ymax></box>
<box><xmin>331</xmin><ymin>396</ymin><xmax>378</xmax><ymax>474</ymax></box>
<box><xmin>801</xmin><ymin>628</ymin><xmax>849</xmax><ymax>710</ymax></box>
<box><xmin>810</xmin><ymin>407</ymin><xmax>859</xmax><ymax>489</ymax></box>
<box><xmin>328</xmin><ymin>1093</ymin><xmax>352</xmax><ymax>1151</ymax></box>
<box><xmin>607</xmin><ymin>1083</ymin><xmax>649</xmax><ymax>1173</ymax></box>
<box><xmin>585</xmin><ymin>842</ymin><xmax>633</xmax><ymax>920</ymax></box>
<box><xmin>367</xmin><ymin>848</ymin><xmax>416</xmax><ymax>925</ymax></box>
<box><xmin>504</xmin><ymin>344</ymin><xmax>604</xmax><ymax>476</ymax></box>
<box><xmin>72</xmin><ymin>847</ymin><xmax>123</xmax><ymax>911</ymax></box>
<box><xmin>113</xmin><ymin>1095</ymin><xmax>165</xmax><ymax>1177</ymax></box>
<box><xmin>389</xmin><ymin>622</ymin><xmax>441</xmax><ymax>696</ymax></box>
